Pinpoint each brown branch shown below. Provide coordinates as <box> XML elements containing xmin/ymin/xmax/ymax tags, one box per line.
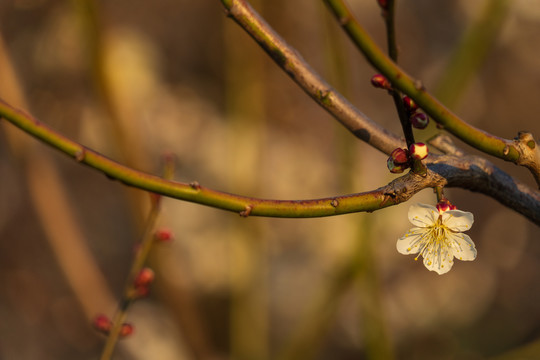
<box><xmin>221</xmin><ymin>0</ymin><xmax>403</xmax><ymax>155</ymax></box>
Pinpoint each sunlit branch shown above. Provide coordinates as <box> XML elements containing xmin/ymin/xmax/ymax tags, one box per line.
<box><xmin>322</xmin><ymin>0</ymin><xmax>540</xmax><ymax>186</ymax></box>
<box><xmin>220</xmin><ymin>0</ymin><xmax>403</xmax><ymax>156</ymax></box>
<box><xmin>1</xmin><ymin>98</ymin><xmax>539</xmax><ymax>224</ymax></box>
<box><xmin>0</xmin><ymin>98</ymin><xmax>445</xmax><ymax>218</ymax></box>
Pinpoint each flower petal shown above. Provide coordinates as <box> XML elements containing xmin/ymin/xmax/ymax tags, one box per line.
<box><xmin>448</xmin><ymin>232</ymin><xmax>477</xmax><ymax>261</ymax></box>
<box><xmin>442</xmin><ymin>210</ymin><xmax>474</xmax><ymax>232</ymax></box>
<box><xmin>423</xmin><ymin>251</ymin><xmax>454</xmax><ymax>275</ymax></box>
<box><xmin>408</xmin><ymin>203</ymin><xmax>438</xmax><ymax>228</ymax></box>
<box><xmin>397</xmin><ymin>227</ymin><xmax>426</xmax><ymax>254</ymax></box>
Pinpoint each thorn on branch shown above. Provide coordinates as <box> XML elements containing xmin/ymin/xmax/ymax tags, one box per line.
<box><xmin>239</xmin><ymin>205</ymin><xmax>253</xmax><ymax>217</ymax></box>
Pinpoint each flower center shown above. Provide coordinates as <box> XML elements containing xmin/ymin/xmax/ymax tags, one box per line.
<box><xmin>414</xmin><ymin>216</ymin><xmax>452</xmax><ymax>266</ymax></box>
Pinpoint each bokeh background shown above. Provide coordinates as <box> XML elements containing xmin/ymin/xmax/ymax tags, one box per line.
<box><xmin>0</xmin><ymin>0</ymin><xmax>539</xmax><ymax>359</ymax></box>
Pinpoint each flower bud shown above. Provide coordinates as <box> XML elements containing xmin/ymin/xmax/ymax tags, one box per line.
<box><xmin>436</xmin><ymin>200</ymin><xmax>457</xmax><ymax>213</ymax></box>
<box><xmin>402</xmin><ymin>96</ymin><xmax>418</xmax><ymax>113</ymax></box>
<box><xmin>371</xmin><ymin>74</ymin><xmax>391</xmax><ymax>90</ymax></box>
<box><xmin>390</xmin><ymin>147</ymin><xmax>409</xmax><ymax>165</ymax></box>
<box><xmin>409</xmin><ymin>142</ymin><xmax>428</xmax><ymax>160</ymax></box>
<box><xmin>134</xmin><ymin>268</ymin><xmax>155</xmax><ymax>288</ymax></box>
<box><xmin>120</xmin><ymin>323</ymin><xmax>134</xmax><ymax>338</ymax></box>
<box><xmin>93</xmin><ymin>314</ymin><xmax>112</xmax><ymax>334</ymax></box>
<box><xmin>387</xmin><ymin>157</ymin><xmax>408</xmax><ymax>173</ymax></box>
<box><xmin>154</xmin><ymin>228</ymin><xmax>173</xmax><ymax>243</ymax></box>
<box><xmin>410</xmin><ymin>112</ymin><xmax>429</xmax><ymax>129</ymax></box>
<box><xmin>377</xmin><ymin>0</ymin><xmax>388</xmax><ymax>9</ymax></box>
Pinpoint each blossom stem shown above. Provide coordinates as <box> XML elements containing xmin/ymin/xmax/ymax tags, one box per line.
<box><xmin>434</xmin><ymin>186</ymin><xmax>444</xmax><ymax>203</ymax></box>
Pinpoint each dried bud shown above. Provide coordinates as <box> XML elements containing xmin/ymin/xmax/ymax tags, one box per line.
<box><xmin>120</xmin><ymin>323</ymin><xmax>134</xmax><ymax>338</ymax></box>
<box><xmin>410</xmin><ymin>112</ymin><xmax>429</xmax><ymax>129</ymax></box>
<box><xmin>387</xmin><ymin>157</ymin><xmax>408</xmax><ymax>173</ymax></box>
<box><xmin>93</xmin><ymin>314</ymin><xmax>112</xmax><ymax>334</ymax></box>
<box><xmin>371</xmin><ymin>74</ymin><xmax>391</xmax><ymax>90</ymax></box>
<box><xmin>390</xmin><ymin>148</ymin><xmax>410</xmax><ymax>165</ymax></box>
<box><xmin>377</xmin><ymin>0</ymin><xmax>388</xmax><ymax>9</ymax></box>
<box><xmin>134</xmin><ymin>268</ymin><xmax>155</xmax><ymax>288</ymax></box>
<box><xmin>154</xmin><ymin>228</ymin><xmax>173</xmax><ymax>243</ymax></box>
<box><xmin>402</xmin><ymin>96</ymin><xmax>418</xmax><ymax>113</ymax></box>
<box><xmin>409</xmin><ymin>143</ymin><xmax>428</xmax><ymax>160</ymax></box>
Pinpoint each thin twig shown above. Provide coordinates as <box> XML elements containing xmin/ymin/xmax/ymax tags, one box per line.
<box><xmin>99</xmin><ymin>157</ymin><xmax>174</xmax><ymax>360</ymax></box>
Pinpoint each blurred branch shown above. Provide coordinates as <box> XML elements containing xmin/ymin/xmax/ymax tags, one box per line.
<box><xmin>0</xmin><ymin>98</ymin><xmax>539</xmax><ymax>223</ymax></box>
<box><xmin>434</xmin><ymin>0</ymin><xmax>510</xmax><ymax>109</ymax></box>
<box><xmin>100</xmin><ymin>158</ymin><xmax>174</xmax><ymax>360</ymax></box>
<box><xmin>321</xmin><ymin>0</ymin><xmax>540</xmax><ymax>186</ymax></box>
<box><xmin>491</xmin><ymin>337</ymin><xmax>540</xmax><ymax>360</ymax></box>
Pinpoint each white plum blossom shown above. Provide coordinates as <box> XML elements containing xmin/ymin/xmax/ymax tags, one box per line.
<box><xmin>397</xmin><ymin>203</ymin><xmax>476</xmax><ymax>275</ymax></box>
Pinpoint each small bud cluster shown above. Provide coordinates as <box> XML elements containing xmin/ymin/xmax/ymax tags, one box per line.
<box><xmin>133</xmin><ymin>267</ymin><xmax>155</xmax><ymax>298</ymax></box>
<box><xmin>92</xmin><ymin>228</ymin><xmax>174</xmax><ymax>338</ymax></box>
<box><xmin>387</xmin><ymin>142</ymin><xmax>429</xmax><ymax>173</ymax></box>
<box><xmin>93</xmin><ymin>314</ymin><xmax>134</xmax><ymax>338</ymax></box>
<box><xmin>402</xmin><ymin>96</ymin><xmax>429</xmax><ymax>129</ymax></box>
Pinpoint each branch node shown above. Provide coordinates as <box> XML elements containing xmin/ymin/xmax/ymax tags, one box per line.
<box><xmin>339</xmin><ymin>15</ymin><xmax>350</xmax><ymax>26</ymax></box>
<box><xmin>74</xmin><ymin>148</ymin><xmax>86</xmax><ymax>162</ymax></box>
<box><xmin>189</xmin><ymin>181</ymin><xmax>201</xmax><ymax>191</ymax></box>
<box><xmin>239</xmin><ymin>205</ymin><xmax>253</xmax><ymax>217</ymax></box>
<box><xmin>318</xmin><ymin>89</ymin><xmax>331</xmax><ymax>104</ymax></box>
<box><xmin>330</xmin><ymin>199</ymin><xmax>339</xmax><ymax>207</ymax></box>
<box><xmin>414</xmin><ymin>79</ymin><xmax>425</xmax><ymax>91</ymax></box>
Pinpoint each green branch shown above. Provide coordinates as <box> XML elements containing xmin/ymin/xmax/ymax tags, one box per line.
<box><xmin>0</xmin><ymin>98</ymin><xmax>444</xmax><ymax>218</ymax></box>
<box><xmin>434</xmin><ymin>0</ymin><xmax>510</xmax><ymax>109</ymax></box>
<box><xmin>322</xmin><ymin>0</ymin><xmax>540</xmax><ymax>185</ymax></box>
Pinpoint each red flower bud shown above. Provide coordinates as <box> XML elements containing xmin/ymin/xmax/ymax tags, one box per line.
<box><xmin>154</xmin><ymin>229</ymin><xmax>173</xmax><ymax>243</ymax></box>
<box><xmin>134</xmin><ymin>268</ymin><xmax>155</xmax><ymax>288</ymax></box>
<box><xmin>409</xmin><ymin>143</ymin><xmax>428</xmax><ymax>160</ymax></box>
<box><xmin>410</xmin><ymin>112</ymin><xmax>429</xmax><ymax>129</ymax></box>
<box><xmin>402</xmin><ymin>96</ymin><xmax>418</xmax><ymax>113</ymax></box>
<box><xmin>120</xmin><ymin>323</ymin><xmax>134</xmax><ymax>338</ymax></box>
<box><xmin>93</xmin><ymin>314</ymin><xmax>112</xmax><ymax>334</ymax></box>
<box><xmin>436</xmin><ymin>199</ymin><xmax>457</xmax><ymax>213</ymax></box>
<box><xmin>371</xmin><ymin>74</ymin><xmax>391</xmax><ymax>90</ymax></box>
<box><xmin>390</xmin><ymin>148</ymin><xmax>410</xmax><ymax>165</ymax></box>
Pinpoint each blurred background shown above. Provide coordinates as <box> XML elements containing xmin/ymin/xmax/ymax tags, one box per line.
<box><xmin>0</xmin><ymin>0</ymin><xmax>539</xmax><ymax>359</ymax></box>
